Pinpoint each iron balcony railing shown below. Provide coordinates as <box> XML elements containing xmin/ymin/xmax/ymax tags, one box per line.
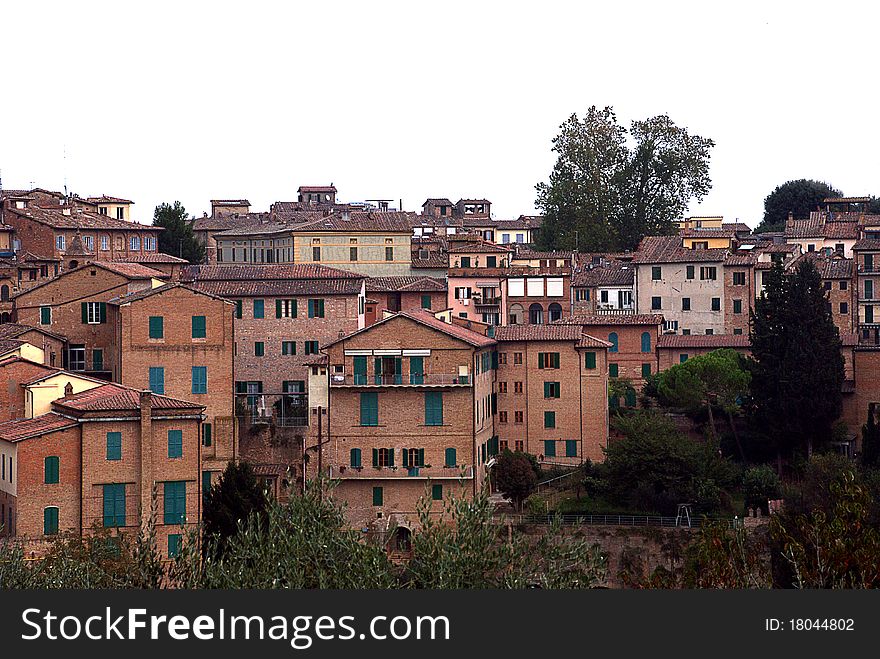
<box><xmin>330</xmin><ymin>373</ymin><xmax>471</xmax><ymax>387</ymax></box>
<box><xmin>594</xmin><ymin>307</ymin><xmax>634</xmax><ymax>315</ymax></box>
<box><xmin>328</xmin><ymin>465</ymin><xmax>475</xmax><ymax>479</ymax></box>
<box><xmin>234</xmin><ymin>393</ymin><xmax>309</xmax><ymax>427</ymax></box>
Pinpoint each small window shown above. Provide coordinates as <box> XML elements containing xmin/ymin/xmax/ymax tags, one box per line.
<box><xmin>641</xmin><ymin>363</ymin><xmax>651</xmax><ymax>378</ymax></box>
<box><xmin>686</xmin><ymin>265</ymin><xmax>695</xmax><ymax>279</ymax></box>
<box><xmin>305</xmin><ymin>341</ymin><xmax>319</xmax><ymax>355</ymax></box>
<box><xmin>106</xmin><ymin>432</ymin><xmax>122</xmax><ymax>461</ymax></box>
<box><xmin>683</xmin><ymin>297</ymin><xmax>691</xmax><ymax>311</ymax></box>
<box><xmin>543</xmin><ymin>381</ymin><xmax>560</xmax><ymax>398</ymax></box>
<box><xmin>308</xmin><ymin>299</ymin><xmax>325</xmax><ymax>318</ymax></box>
<box><xmin>40</xmin><ymin>306</ymin><xmax>51</xmax><ymax>325</ymax></box>
<box><xmin>44</xmin><ymin>507</ymin><xmax>59</xmax><ymax>535</ymax></box>
<box><xmin>350</xmin><ymin>448</ymin><xmax>362</xmax><ymax>467</ymax></box>
<box><xmin>733</xmin><ymin>299</ymin><xmax>743</xmax><ymax>314</ymax></box>
<box><xmin>350</xmin><ymin>246</ymin><xmax>358</xmax><ymax>261</ymax></box>
<box><xmin>191</xmin><ymin>366</ymin><xmax>207</xmax><ymax>394</ymax></box>
<box><xmin>192</xmin><ymin>316</ymin><xmax>206</xmax><ymax>339</ymax></box>
<box><xmin>372</xmin><ymin>486</ymin><xmax>383</xmax><ymax>506</ymax></box>
<box><xmin>700</xmin><ymin>266</ymin><xmax>717</xmax><ymax>280</ymax></box>
<box><xmin>641</xmin><ymin>332</ymin><xmax>652</xmax><ymax>353</ymax></box>
<box><xmin>421</xmin><ymin>295</ymin><xmax>432</xmax><ymax>309</ymax></box>
<box><xmin>840</xmin><ymin>302</ymin><xmax>848</xmax><ymax>314</ymax></box>
<box><xmin>544</xmin><ymin>411</ymin><xmax>556</xmax><ymax>428</ymax></box>
<box><xmin>385</xmin><ymin>246</ymin><xmax>394</xmax><ymax>261</ymax></box>
<box><xmin>445</xmin><ymin>448</ymin><xmax>457</xmax><ymax>467</ymax></box>
<box><xmin>711</xmin><ymin>297</ymin><xmax>721</xmax><ymax>311</ymax></box>
<box><xmin>651</xmin><ymin>296</ymin><xmax>661</xmax><ymax>310</ymax></box>
<box><xmin>254</xmin><ymin>342</ymin><xmax>264</xmax><ymax>357</ymax></box>
<box><xmin>609</xmin><ymin>363</ymin><xmax>619</xmax><ymax>378</ymax></box>
<box><xmin>168</xmin><ymin>429</ymin><xmax>183</xmax><ymax>459</ymax></box>
<box><xmin>840</xmin><ymin>280</ymin><xmax>848</xmax><ymax>291</ymax></box>
<box><xmin>585</xmin><ymin>352</ymin><xmax>597</xmax><ymax>369</ymax></box>
<box><xmin>253</xmin><ymin>299</ymin><xmax>264</xmax><ymax>318</ymax></box>
<box><xmin>608</xmin><ymin>332</ymin><xmax>619</xmax><ymax>353</ymax></box>
<box><xmin>565</xmin><ymin>440</ymin><xmax>577</xmax><ymax>458</ymax></box>
<box><xmin>44</xmin><ymin>456</ymin><xmax>59</xmax><ymax>484</ymax></box>
<box><xmin>130</xmin><ymin>236</ymin><xmax>140</xmax><ymax>251</ymax></box>
<box><xmin>282</xmin><ymin>341</ymin><xmax>296</xmax><ymax>355</ymax></box>
<box><xmin>432</xmin><ymin>484</ymin><xmax>443</xmax><ymax>501</ymax></box>
<box><xmin>544</xmin><ymin>440</ymin><xmax>556</xmax><ymax>457</ymax></box>
<box><xmin>168</xmin><ymin>534</ymin><xmax>182</xmax><ymax>558</ymax></box>
<box><xmin>202</xmin><ymin>423</ymin><xmax>212</xmax><ymax>447</ymax></box>
<box><xmin>680</xmin><ymin>354</ymin><xmax>689</xmax><ymax>363</ymax></box>
<box><xmin>651</xmin><ymin>266</ymin><xmax>662</xmax><ymax>280</ymax></box>
<box><xmin>312</xmin><ymin>246</ymin><xmax>321</xmax><ymax>261</ymax></box>
<box><xmin>733</xmin><ymin>271</ymin><xmax>746</xmax><ymax>286</ymax></box>
<box><xmin>149</xmin><ymin>316</ymin><xmax>164</xmax><ymax>339</ymax></box>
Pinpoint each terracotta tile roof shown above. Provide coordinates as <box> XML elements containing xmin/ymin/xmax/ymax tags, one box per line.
<box><xmin>192</xmin><ymin>212</ymin><xmax>269</xmax><ymax>232</ymax></box>
<box><xmin>182</xmin><ymin>264</ymin><xmax>363</xmax><ymax>281</ymax></box>
<box><xmin>680</xmin><ymin>227</ymin><xmax>739</xmax><ymax>239</ymax></box>
<box><xmin>293</xmin><ymin>211</ymin><xmax>421</xmax><ymax>233</ymax></box>
<box><xmin>762</xmin><ymin>242</ymin><xmax>800</xmax><ymax>254</ymax></box>
<box><xmin>572</xmin><ymin>264</ymin><xmax>634</xmax><ymax>287</ymax></box>
<box><xmin>0</xmin><ymin>322</ymin><xmax>66</xmax><ymax>342</ymax></box>
<box><xmin>460</xmin><ymin>215</ymin><xmax>542</xmax><ymax>230</ymax></box>
<box><xmin>270</xmin><ymin>209</ymin><xmax>327</xmax><ymax>223</ymax></box>
<box><xmin>111</xmin><ymin>251</ymin><xmax>188</xmax><ymax>264</ymax></box>
<box><xmin>108</xmin><ymin>282</ymin><xmax>233</xmax><ymax>306</ymax></box>
<box><xmin>298</xmin><ymin>185</ymin><xmax>337</xmax><ymax>193</ymax></box>
<box><xmin>366</xmin><ymin>276</ymin><xmax>447</xmax><ymax>293</ymax></box>
<box><xmin>411</xmin><ymin>253</ymin><xmax>448</xmax><ymax>269</ymax></box>
<box><xmin>195</xmin><ymin>279</ymin><xmax>363</xmax><ymax>297</ymax></box>
<box><xmin>577</xmin><ymin>334</ymin><xmax>614</xmax><ymax>349</ymax></box>
<box><xmin>86</xmin><ymin>196</ymin><xmax>133</xmax><ymax>204</ymax></box>
<box><xmin>325</xmin><ymin>310</ymin><xmax>496</xmax><ymax>349</ymax></box>
<box><xmin>90</xmin><ymin>261</ymin><xmax>167</xmax><ymax>279</ymax></box>
<box><xmin>786</xmin><ymin>216</ymin><xmax>860</xmax><ymax>240</ymax></box>
<box><xmin>853</xmin><ymin>239</ymin><xmax>880</xmax><ymax>251</ymax></box>
<box><xmin>214</xmin><ymin>222</ymin><xmax>292</xmax><ymax>238</ymax></box>
<box><xmin>447</xmin><ymin>241</ymin><xmax>511</xmax><ymax>254</ymax></box>
<box><xmin>210</xmin><ymin>199</ymin><xmax>251</xmax><ymax>206</ymax></box>
<box><xmin>0</xmin><ymin>338</ymin><xmax>27</xmax><ymax>354</ymax></box>
<box><xmin>822</xmin><ymin>222</ymin><xmax>861</xmax><ymax>239</ymax></box>
<box><xmin>553</xmin><ymin>313</ymin><xmax>664</xmax><ymax>326</ymax></box>
<box><xmin>657</xmin><ymin>334</ymin><xmax>751</xmax><ymax>349</ymax></box>
<box><xmin>511</xmin><ymin>248</ymin><xmax>575</xmax><ymax>260</ymax></box>
<box><xmin>52</xmin><ymin>383</ymin><xmax>202</xmax><ymax>413</ymax></box>
<box><xmin>495</xmin><ymin>325</ymin><xmax>585</xmax><ymax>342</ymax></box>
<box><xmin>631</xmin><ymin>236</ymin><xmax>727</xmax><ymax>263</ymax></box>
<box><xmin>0</xmin><ymin>412</ymin><xmax>79</xmax><ymax>442</ymax></box>
<box><xmin>790</xmin><ymin>253</ymin><xmax>853</xmax><ymax>279</ymax></box>
<box><xmin>422</xmin><ymin>198</ymin><xmax>453</xmax><ymax>206</ymax></box>
<box><xmin>6</xmin><ymin>205</ymin><xmax>158</xmax><ymax>231</ymax></box>
<box><xmin>457</xmin><ymin>198</ymin><xmax>491</xmax><ymax>205</ymax></box>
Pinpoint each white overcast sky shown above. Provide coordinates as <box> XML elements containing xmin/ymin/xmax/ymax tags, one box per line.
<box><xmin>1</xmin><ymin>1</ymin><xmax>877</xmax><ymax>228</ymax></box>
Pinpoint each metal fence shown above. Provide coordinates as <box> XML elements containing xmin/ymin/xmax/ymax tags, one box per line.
<box><xmin>496</xmin><ymin>513</ymin><xmax>740</xmax><ymax>529</ymax></box>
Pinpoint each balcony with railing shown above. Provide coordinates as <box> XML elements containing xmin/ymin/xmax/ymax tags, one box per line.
<box><xmin>234</xmin><ymin>392</ymin><xmax>309</xmax><ymax>427</ymax></box>
<box><xmin>330</xmin><ymin>373</ymin><xmax>471</xmax><ymax>387</ymax></box>
<box><xmin>328</xmin><ymin>465</ymin><xmax>475</xmax><ymax>480</ymax></box>
<box><xmin>594</xmin><ymin>306</ymin><xmax>634</xmax><ymax>315</ymax></box>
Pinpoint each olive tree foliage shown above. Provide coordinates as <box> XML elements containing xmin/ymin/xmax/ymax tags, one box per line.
<box><xmin>405</xmin><ymin>488</ymin><xmax>606</xmax><ymax>589</ymax></box>
<box><xmin>535</xmin><ymin>106</ymin><xmax>714</xmax><ymax>252</ymax></box>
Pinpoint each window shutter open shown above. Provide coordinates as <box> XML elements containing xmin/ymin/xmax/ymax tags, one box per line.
<box><xmin>372</xmin><ymin>448</ymin><xmax>379</xmax><ymax>467</ymax></box>
<box><xmin>418</xmin><ymin>448</ymin><xmax>425</xmax><ymax>466</ymax></box>
<box><xmin>276</xmin><ymin>299</ymin><xmax>282</xmax><ymax>318</ymax></box>
<box><xmin>81</xmin><ymin>302</ymin><xmax>88</xmax><ymax>323</ymax></box>
<box><xmin>387</xmin><ymin>447</ymin><xmax>394</xmax><ymax>467</ymax></box>
<box><xmin>402</xmin><ymin>447</ymin><xmax>409</xmax><ymax>467</ymax></box>
<box><xmin>538</xmin><ymin>352</ymin><xmax>544</xmax><ymax>369</ymax></box>
<box><xmin>99</xmin><ymin>302</ymin><xmax>107</xmax><ymax>323</ymax></box>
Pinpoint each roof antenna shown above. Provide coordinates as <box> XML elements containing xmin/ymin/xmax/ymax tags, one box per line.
<box><xmin>63</xmin><ymin>143</ymin><xmax>68</xmax><ymax>202</ymax></box>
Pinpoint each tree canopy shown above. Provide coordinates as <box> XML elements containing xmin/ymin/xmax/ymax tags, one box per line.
<box><xmin>534</xmin><ymin>106</ymin><xmax>714</xmax><ymax>252</ymax></box>
<box><xmin>154</xmin><ymin>201</ymin><xmax>205</xmax><ymax>263</ymax></box>
<box><xmin>748</xmin><ymin>260</ymin><xmax>844</xmax><ymax>461</ymax></box>
<box><xmin>493</xmin><ymin>450</ymin><xmax>538</xmax><ymax>511</ymax></box>
<box><xmin>202</xmin><ymin>461</ymin><xmax>269</xmax><ymax>552</ymax></box>
<box><xmin>754</xmin><ymin>179</ymin><xmax>842</xmax><ymax>234</ymax></box>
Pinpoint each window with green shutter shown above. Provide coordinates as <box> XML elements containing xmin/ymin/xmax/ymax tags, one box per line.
<box><xmin>544</xmin><ymin>440</ymin><xmax>556</xmax><ymax>457</ymax></box>
<box><xmin>168</xmin><ymin>429</ymin><xmax>183</xmax><ymax>458</ymax></box>
<box><xmin>43</xmin><ymin>507</ymin><xmax>59</xmax><ymax>535</ymax></box>
<box><xmin>409</xmin><ymin>356</ymin><xmax>424</xmax><ymax>384</ymax></box>
<box><xmin>92</xmin><ymin>349</ymin><xmax>103</xmax><ymax>371</ymax></box>
<box><xmin>353</xmin><ymin>356</ymin><xmax>367</xmax><ymax>384</ymax></box>
<box><xmin>202</xmin><ymin>471</ymin><xmax>212</xmax><ymax>501</ymax></box>
<box><xmin>609</xmin><ymin>363</ymin><xmax>619</xmax><ymax>377</ymax></box>
<box><xmin>305</xmin><ymin>341</ymin><xmax>319</xmax><ymax>355</ymax></box>
<box><xmin>641</xmin><ymin>363</ymin><xmax>651</xmax><ymax>378</ymax></box>
<box><xmin>372</xmin><ymin>486</ymin><xmax>383</xmax><ymax>506</ymax></box>
<box><xmin>565</xmin><ymin>440</ymin><xmax>577</xmax><ymax>457</ymax></box>
<box><xmin>192</xmin><ymin>315</ymin><xmax>206</xmax><ymax>338</ymax></box>
<box><xmin>149</xmin><ymin>366</ymin><xmax>164</xmax><ymax>394</ymax></box>
<box><xmin>308</xmin><ymin>299</ymin><xmax>325</xmax><ymax>318</ymax></box>
<box><xmin>163</xmin><ymin>481</ymin><xmax>186</xmax><ymax>525</ymax></box>
<box><xmin>544</xmin><ymin>382</ymin><xmax>560</xmax><ymax>398</ymax></box>
<box><xmin>103</xmin><ymin>483</ymin><xmax>126</xmax><ymax>527</ymax></box>
<box><xmin>202</xmin><ymin>423</ymin><xmax>212</xmax><ymax>447</ymax></box>
<box><xmin>253</xmin><ymin>299</ymin><xmax>264</xmax><ymax>319</ymax></box>
<box><xmin>40</xmin><ymin>306</ymin><xmax>51</xmax><ymax>325</ymax></box>
<box><xmin>445</xmin><ymin>447</ymin><xmax>457</xmax><ymax>467</ymax></box>
<box><xmin>235</xmin><ymin>300</ymin><xmax>243</xmax><ymax>319</ymax></box>
<box><xmin>360</xmin><ymin>392</ymin><xmax>378</xmax><ymax>426</ymax></box>
<box><xmin>544</xmin><ymin>411</ymin><xmax>555</xmax><ymax>428</ymax></box>
<box><xmin>191</xmin><ymin>366</ymin><xmax>207</xmax><ymax>394</ymax></box>
<box><xmin>425</xmin><ymin>391</ymin><xmax>443</xmax><ymax>426</ymax></box>
<box><xmin>680</xmin><ymin>353</ymin><xmax>689</xmax><ymax>363</ymax></box>
<box><xmin>421</xmin><ymin>295</ymin><xmax>431</xmax><ymax>309</ymax></box>
<box><xmin>254</xmin><ymin>341</ymin><xmax>264</xmax><ymax>357</ymax></box>
<box><xmin>625</xmin><ymin>388</ymin><xmax>637</xmax><ymax>407</ymax></box>
<box><xmin>538</xmin><ymin>352</ymin><xmax>559</xmax><ymax>369</ymax></box>
<box><xmin>585</xmin><ymin>351</ymin><xmax>597</xmax><ymax>369</ymax></box>
<box><xmin>44</xmin><ymin>456</ymin><xmax>59</xmax><ymax>484</ymax></box>
<box><xmin>168</xmin><ymin>534</ymin><xmax>182</xmax><ymax>558</ymax></box>
<box><xmin>106</xmin><ymin>432</ymin><xmax>122</xmax><ymax>461</ymax></box>
<box><xmin>282</xmin><ymin>341</ymin><xmax>296</xmax><ymax>355</ymax></box>
<box><xmin>149</xmin><ymin>316</ymin><xmax>164</xmax><ymax>339</ymax></box>
<box><xmin>432</xmin><ymin>484</ymin><xmax>443</xmax><ymax>501</ymax></box>
<box><xmin>350</xmin><ymin>448</ymin><xmax>362</xmax><ymax>467</ymax></box>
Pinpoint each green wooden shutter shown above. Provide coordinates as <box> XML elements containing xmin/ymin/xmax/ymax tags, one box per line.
<box><xmin>421</xmin><ymin>294</ymin><xmax>431</xmax><ymax>309</ymax></box>
<box><xmin>409</xmin><ymin>356</ymin><xmax>423</xmax><ymax>384</ymax></box>
<box><xmin>585</xmin><ymin>352</ymin><xmax>597</xmax><ymax>369</ymax></box>
<box><xmin>544</xmin><ymin>440</ymin><xmax>556</xmax><ymax>457</ymax></box>
<box><xmin>418</xmin><ymin>448</ymin><xmax>425</xmax><ymax>467</ymax></box>
<box><xmin>538</xmin><ymin>353</ymin><xmax>545</xmax><ymax>369</ymax></box>
<box><xmin>566</xmin><ymin>440</ymin><xmax>577</xmax><ymax>457</ymax></box>
<box><xmin>372</xmin><ymin>448</ymin><xmax>379</xmax><ymax>467</ymax></box>
<box><xmin>544</xmin><ymin>411</ymin><xmax>555</xmax><ymax>428</ymax></box>
<box><xmin>163</xmin><ymin>481</ymin><xmax>185</xmax><ymax>525</ymax></box>
<box><xmin>387</xmin><ymin>447</ymin><xmax>394</xmax><ymax>467</ymax></box>
<box><xmin>291</xmin><ymin>299</ymin><xmax>297</xmax><ymax>317</ymax></box>
<box><xmin>235</xmin><ymin>300</ymin><xmax>242</xmax><ymax>319</ymax></box>
<box><xmin>253</xmin><ymin>299</ymin><xmax>264</xmax><ymax>319</ymax></box>
<box><xmin>425</xmin><ymin>392</ymin><xmax>443</xmax><ymax>425</ymax></box>
<box><xmin>40</xmin><ymin>306</ymin><xmax>51</xmax><ymax>325</ymax></box>
<box><xmin>372</xmin><ymin>486</ymin><xmax>383</xmax><ymax>506</ymax></box>
<box><xmin>350</xmin><ymin>448</ymin><xmax>361</xmax><ymax>467</ymax></box>
<box><xmin>353</xmin><ymin>356</ymin><xmax>367</xmax><ymax>384</ymax></box>
<box><xmin>551</xmin><ymin>353</ymin><xmax>560</xmax><ymax>368</ymax></box>
<box><xmin>203</xmin><ymin>423</ymin><xmax>212</xmax><ymax>447</ymax></box>
<box><xmin>276</xmin><ymin>299</ymin><xmax>282</xmax><ymax>318</ymax></box>
<box><xmin>609</xmin><ymin>363</ymin><xmax>618</xmax><ymax>378</ymax></box>
<box><xmin>106</xmin><ymin>432</ymin><xmax>122</xmax><ymax>460</ymax></box>
<box><xmin>168</xmin><ymin>429</ymin><xmax>183</xmax><ymax>458</ymax></box>
<box><xmin>432</xmin><ymin>484</ymin><xmax>443</xmax><ymax>500</ymax></box>
<box><xmin>202</xmin><ymin>471</ymin><xmax>212</xmax><ymax>501</ymax></box>
<box><xmin>149</xmin><ymin>316</ymin><xmax>163</xmax><ymax>338</ymax></box>
<box><xmin>402</xmin><ymin>447</ymin><xmax>409</xmax><ymax>467</ymax></box>
<box><xmin>360</xmin><ymin>392</ymin><xmax>378</xmax><ymax>426</ymax></box>
<box><xmin>81</xmin><ymin>302</ymin><xmax>88</xmax><ymax>323</ymax></box>
<box><xmin>192</xmin><ymin>315</ymin><xmax>206</xmax><ymax>338</ymax></box>
<box><xmin>544</xmin><ymin>382</ymin><xmax>551</xmax><ymax>398</ymax></box>
<box><xmin>44</xmin><ymin>456</ymin><xmax>59</xmax><ymax>484</ymax></box>
<box><xmin>445</xmin><ymin>447</ymin><xmax>456</xmax><ymax>467</ymax></box>
<box><xmin>44</xmin><ymin>507</ymin><xmax>58</xmax><ymax>535</ymax></box>
<box><xmin>99</xmin><ymin>302</ymin><xmax>107</xmax><ymax>323</ymax></box>
<box><xmin>168</xmin><ymin>534</ymin><xmax>182</xmax><ymax>558</ymax></box>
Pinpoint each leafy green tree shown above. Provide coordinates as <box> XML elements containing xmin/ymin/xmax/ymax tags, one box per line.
<box><xmin>203</xmin><ymin>461</ymin><xmax>269</xmax><ymax>552</ymax></box>
<box><xmin>654</xmin><ymin>349</ymin><xmax>751</xmax><ymax>460</ymax></box>
<box><xmin>154</xmin><ymin>201</ymin><xmax>205</xmax><ymax>263</ymax></box>
<box><xmin>493</xmin><ymin>450</ymin><xmax>539</xmax><ymax>511</ymax></box>
<box><xmin>748</xmin><ymin>260</ymin><xmax>844</xmax><ymax>464</ymax></box>
<box><xmin>742</xmin><ymin>465</ymin><xmax>781</xmax><ymax>514</ymax></box>
<box><xmin>406</xmin><ymin>489</ymin><xmax>606</xmax><ymax>589</ymax></box>
<box><xmin>535</xmin><ymin>106</ymin><xmax>714</xmax><ymax>252</ymax></box>
<box><xmin>754</xmin><ymin>179</ymin><xmax>842</xmax><ymax>234</ymax></box>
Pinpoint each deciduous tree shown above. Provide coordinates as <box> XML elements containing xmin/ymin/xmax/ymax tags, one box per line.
<box><xmin>154</xmin><ymin>200</ymin><xmax>205</xmax><ymax>263</ymax></box>
<box><xmin>754</xmin><ymin>179</ymin><xmax>842</xmax><ymax>234</ymax></box>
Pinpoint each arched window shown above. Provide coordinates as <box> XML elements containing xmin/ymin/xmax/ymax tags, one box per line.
<box><xmin>529</xmin><ymin>303</ymin><xmax>544</xmax><ymax>325</ymax></box>
<box><xmin>608</xmin><ymin>332</ymin><xmax>619</xmax><ymax>353</ymax></box>
<box><xmin>641</xmin><ymin>331</ymin><xmax>651</xmax><ymax>353</ymax></box>
<box><xmin>548</xmin><ymin>302</ymin><xmax>563</xmax><ymax>322</ymax></box>
<box><xmin>0</xmin><ymin>285</ymin><xmax>8</xmax><ymax>302</ymax></box>
<box><xmin>508</xmin><ymin>304</ymin><xmax>524</xmax><ymax>325</ymax></box>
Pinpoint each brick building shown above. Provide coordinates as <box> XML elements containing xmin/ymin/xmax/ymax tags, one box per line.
<box><xmin>656</xmin><ymin>333</ymin><xmax>752</xmax><ymax>370</ymax></box>
<box><xmin>0</xmin><ymin>323</ymin><xmax>66</xmax><ymax>367</ymax></box>
<box><xmin>853</xmin><ymin>238</ymin><xmax>880</xmax><ymax>346</ymax></box>
<box><xmin>447</xmin><ymin>240</ymin><xmax>512</xmax><ymax>325</ymax></box>
<box><xmin>554</xmin><ymin>314</ymin><xmax>663</xmax><ymax>405</ymax></box>
<box><xmin>13</xmin><ymin>261</ymin><xmax>168</xmax><ymax>379</ymax></box>
<box><xmin>318</xmin><ymin>310</ymin><xmax>496</xmax><ymax>532</ymax></box>
<box><xmin>110</xmin><ymin>283</ymin><xmax>235</xmax><ymax>483</ymax></box>
<box><xmin>494</xmin><ymin>325</ymin><xmax>610</xmax><ymax>464</ymax></box>
<box><xmin>364</xmin><ymin>276</ymin><xmax>447</xmax><ymax>325</ymax></box>
<box><xmin>571</xmin><ymin>259</ymin><xmax>635</xmax><ymax>315</ymax></box>
<box><xmin>0</xmin><ymin>376</ymin><xmax>203</xmax><ymax>558</ymax></box>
